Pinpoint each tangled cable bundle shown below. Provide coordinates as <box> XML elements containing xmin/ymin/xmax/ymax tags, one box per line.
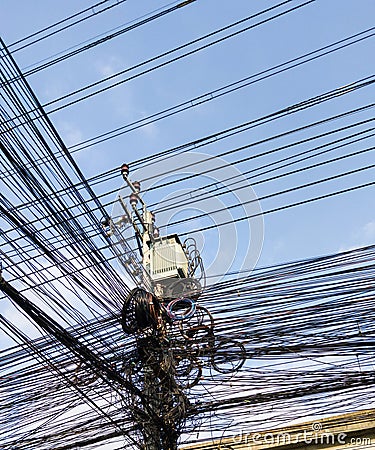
<box><xmin>0</xmin><ymin>1</ymin><xmax>374</xmax><ymax>448</ymax></box>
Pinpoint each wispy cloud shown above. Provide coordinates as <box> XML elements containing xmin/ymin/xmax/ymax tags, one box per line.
<box><xmin>363</xmin><ymin>221</ymin><xmax>375</xmax><ymax>240</ymax></box>
<box><xmin>58</xmin><ymin>121</ymin><xmax>84</xmax><ymax>147</ymax></box>
<box><xmin>95</xmin><ymin>55</ymin><xmax>124</xmax><ymax>78</ymax></box>
<box><xmin>140</xmin><ymin>121</ymin><xmax>159</xmax><ymax>138</ymax></box>
<box><xmin>339</xmin><ymin>220</ymin><xmax>375</xmax><ymax>252</ymax></box>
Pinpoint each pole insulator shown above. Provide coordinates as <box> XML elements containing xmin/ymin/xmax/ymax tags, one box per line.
<box><xmin>120</xmin><ymin>163</ymin><xmax>129</xmax><ymax>179</ymax></box>
<box><xmin>130</xmin><ymin>193</ymin><xmax>138</xmax><ymax>207</ymax></box>
<box><xmin>133</xmin><ymin>181</ymin><xmax>141</xmax><ymax>193</ymax></box>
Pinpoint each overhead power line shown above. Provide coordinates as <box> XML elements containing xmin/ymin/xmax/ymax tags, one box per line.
<box><xmin>8</xmin><ymin>0</ymin><xmax>128</xmax><ymax>53</ymax></box>
<box><xmin>179</xmin><ymin>178</ymin><xmax>375</xmax><ymax>238</ymax></box>
<box><xmin>1</xmin><ymin>1</ymin><xmax>375</xmax><ymax>447</ymax></box>
<box><xmin>2</xmin><ymin>243</ymin><xmax>375</xmax><ymax>448</ymax></box>
<box><xmin>4</xmin><ymin>25</ymin><xmax>371</xmax><ymax>177</ymax></box>
<box><xmin>136</xmin><ymin>76</ymin><xmax>375</xmax><ymax>183</ymax></box>
<box><xmin>4</xmin><ymin>0</ymin><xmax>197</xmax><ymax>82</ymax></box>
<box><xmin>1</xmin><ymin>76</ymin><xmax>372</xmax><ymax>224</ymax></box>
<box><xmin>166</xmin><ymin>159</ymin><xmax>375</xmax><ymax>230</ymax></box>
<box><xmin>3</xmin><ymin>120</ymin><xmax>374</xmax><ymax>271</ymax></box>
<box><xmin>67</xmin><ymin>26</ymin><xmax>375</xmax><ymax>155</ymax></box>
<box><xmin>43</xmin><ymin>0</ymin><xmax>314</xmax><ymax>114</ymax></box>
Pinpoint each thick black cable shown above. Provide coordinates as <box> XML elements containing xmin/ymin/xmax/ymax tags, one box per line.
<box><xmin>6</xmin><ymin>0</ymin><xmax>196</xmax><ymax>80</ymax></box>
<box><xmin>8</xmin><ymin>0</ymin><xmax>128</xmax><ymax>53</ymax></box>
<box><xmin>43</xmin><ymin>1</ymin><xmax>314</xmax><ymax>114</ymax></box>
<box><xmin>179</xmin><ymin>178</ymin><xmax>375</xmax><ymax>237</ymax></box>
<box><xmin>67</xmin><ymin>26</ymin><xmax>375</xmax><ymax>155</ymax></box>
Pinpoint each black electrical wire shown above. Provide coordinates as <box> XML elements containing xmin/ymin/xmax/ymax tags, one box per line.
<box><xmin>67</xmin><ymin>26</ymin><xmax>375</xmax><ymax>155</ymax></box>
<box><xmin>8</xmin><ymin>0</ymin><xmax>128</xmax><ymax>53</ymax></box>
<box><xmin>6</xmin><ymin>125</ymin><xmax>375</xmax><ymax>259</ymax></box>
<box><xmin>80</xmin><ymin>101</ymin><xmax>375</xmax><ymax>194</ymax></box>
<box><xmin>2</xmin><ymin>244</ymin><xmax>375</xmax><ymax>448</ymax></box>
<box><xmin>3</xmin><ymin>25</ymin><xmax>370</xmax><ymax>179</ymax></box>
<box><xmin>179</xmin><ymin>178</ymin><xmax>375</xmax><ymax>237</ymax></box>
<box><xmin>1</xmin><ymin>0</ymin><xmax>313</xmax><ymax>133</ymax></box>
<box><xmin>2</xmin><ymin>97</ymin><xmax>373</xmax><ymax>254</ymax></box>
<box><xmin>2</xmin><ymin>1</ymin><xmax>375</xmax><ymax>446</ymax></box>
<box><xmin>3</xmin><ymin>0</ymin><xmax>197</xmax><ymax>84</ymax></box>
<box><xmin>43</xmin><ymin>0</ymin><xmax>314</xmax><ymax>114</ymax></box>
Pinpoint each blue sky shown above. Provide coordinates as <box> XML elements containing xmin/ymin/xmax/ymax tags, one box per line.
<box><xmin>1</xmin><ymin>0</ymin><xmax>374</xmax><ymax>274</ymax></box>
<box><xmin>1</xmin><ymin>2</ymin><xmax>375</xmax><ymax>446</ymax></box>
